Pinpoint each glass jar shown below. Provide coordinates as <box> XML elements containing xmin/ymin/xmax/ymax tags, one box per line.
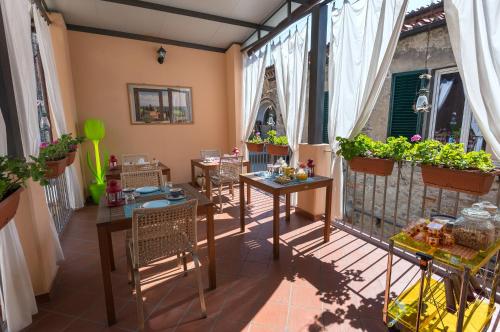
<box><xmin>452</xmin><ymin>206</ymin><xmax>495</xmax><ymax>251</ymax></box>
<box><xmin>493</xmin><ymin>214</ymin><xmax>500</xmax><ymax>243</ymax></box>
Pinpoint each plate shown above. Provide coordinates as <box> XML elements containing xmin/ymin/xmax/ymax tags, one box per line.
<box><xmin>142</xmin><ymin>200</ymin><xmax>170</xmax><ymax>208</ymax></box>
<box><xmin>167</xmin><ymin>194</ymin><xmax>186</xmax><ymax>201</ymax></box>
<box><xmin>135</xmin><ymin>186</ymin><xmax>159</xmax><ymax>194</ymax></box>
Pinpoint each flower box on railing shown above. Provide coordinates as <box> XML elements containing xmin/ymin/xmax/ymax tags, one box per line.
<box><xmin>0</xmin><ymin>187</ymin><xmax>23</xmax><ymax>231</ymax></box>
<box><xmin>348</xmin><ymin>157</ymin><xmax>395</xmax><ymax>176</ymax></box>
<box><xmin>66</xmin><ymin>150</ymin><xmax>77</xmax><ymax>166</ymax></box>
<box><xmin>267</xmin><ymin>144</ymin><xmax>289</xmax><ymax>156</ymax></box>
<box><xmin>246</xmin><ymin>142</ymin><xmax>265</xmax><ymax>153</ymax></box>
<box><xmin>45</xmin><ymin>157</ymin><xmax>68</xmax><ymax>179</ymax></box>
<box><xmin>420</xmin><ymin>165</ymin><xmax>498</xmax><ymax>196</ymax></box>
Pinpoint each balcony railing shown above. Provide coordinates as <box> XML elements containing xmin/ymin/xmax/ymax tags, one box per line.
<box><xmin>43</xmin><ymin>173</ymin><xmax>73</xmax><ymax>235</ymax></box>
<box><xmin>248</xmin><ymin>146</ymin><xmax>290</xmax><ymax>172</ymax></box>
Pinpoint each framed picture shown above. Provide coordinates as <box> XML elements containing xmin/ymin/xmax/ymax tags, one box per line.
<box><xmin>127</xmin><ymin>84</ymin><xmax>193</xmax><ymax>124</ymax></box>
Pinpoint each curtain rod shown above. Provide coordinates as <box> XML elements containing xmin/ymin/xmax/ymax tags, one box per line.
<box><xmin>242</xmin><ymin>0</ymin><xmax>332</xmax><ymax>56</ymax></box>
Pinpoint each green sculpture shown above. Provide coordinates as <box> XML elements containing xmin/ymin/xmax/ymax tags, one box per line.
<box><xmin>84</xmin><ymin>119</ymin><xmax>109</xmax><ymax>204</ymax></box>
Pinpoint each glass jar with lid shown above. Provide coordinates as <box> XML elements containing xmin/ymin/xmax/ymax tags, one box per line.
<box><xmin>452</xmin><ymin>206</ymin><xmax>495</xmax><ymax>251</ymax></box>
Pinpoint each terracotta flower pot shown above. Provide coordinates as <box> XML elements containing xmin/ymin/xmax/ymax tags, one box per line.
<box><xmin>246</xmin><ymin>142</ymin><xmax>265</xmax><ymax>153</ymax></box>
<box><xmin>348</xmin><ymin>157</ymin><xmax>395</xmax><ymax>176</ymax></box>
<box><xmin>66</xmin><ymin>150</ymin><xmax>77</xmax><ymax>166</ymax></box>
<box><xmin>0</xmin><ymin>187</ymin><xmax>23</xmax><ymax>231</ymax></box>
<box><xmin>267</xmin><ymin>144</ymin><xmax>289</xmax><ymax>156</ymax></box>
<box><xmin>420</xmin><ymin>165</ymin><xmax>497</xmax><ymax>195</ymax></box>
<box><xmin>45</xmin><ymin>157</ymin><xmax>68</xmax><ymax>179</ymax></box>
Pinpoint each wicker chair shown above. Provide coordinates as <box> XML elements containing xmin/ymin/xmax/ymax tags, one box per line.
<box><xmin>122</xmin><ymin>163</ymin><xmax>159</xmax><ymax>173</ymax></box>
<box><xmin>120</xmin><ymin>169</ymin><xmax>163</xmax><ymax>189</ymax></box>
<box><xmin>210</xmin><ymin>155</ymin><xmax>243</xmax><ymax>212</ymax></box>
<box><xmin>122</xmin><ymin>153</ymin><xmax>149</xmax><ymax>165</ymax></box>
<box><xmin>200</xmin><ymin>149</ymin><xmax>220</xmax><ymax>160</ymax></box>
<box><xmin>126</xmin><ymin>199</ymin><xmax>207</xmax><ymax>330</ymax></box>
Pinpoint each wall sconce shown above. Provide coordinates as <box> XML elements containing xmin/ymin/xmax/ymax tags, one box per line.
<box><xmin>157</xmin><ymin>46</ymin><xmax>166</xmax><ymax>64</ymax></box>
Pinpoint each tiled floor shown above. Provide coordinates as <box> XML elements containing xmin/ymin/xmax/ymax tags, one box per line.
<box><xmin>22</xmin><ymin>187</ymin><xmax>494</xmax><ymax>332</ymax></box>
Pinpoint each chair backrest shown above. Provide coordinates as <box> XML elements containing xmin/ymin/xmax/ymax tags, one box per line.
<box><xmin>121</xmin><ymin>169</ymin><xmax>163</xmax><ymax>189</ymax></box>
<box><xmin>218</xmin><ymin>155</ymin><xmax>243</xmax><ymax>182</ymax></box>
<box><xmin>122</xmin><ymin>153</ymin><xmax>149</xmax><ymax>165</ymax></box>
<box><xmin>131</xmin><ymin>199</ymin><xmax>198</xmax><ymax>267</ymax></box>
<box><xmin>200</xmin><ymin>149</ymin><xmax>220</xmax><ymax>160</ymax></box>
<box><xmin>122</xmin><ymin>163</ymin><xmax>159</xmax><ymax>173</ymax></box>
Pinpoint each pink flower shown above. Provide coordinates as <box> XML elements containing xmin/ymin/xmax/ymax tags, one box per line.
<box><xmin>40</xmin><ymin>142</ymin><xmax>49</xmax><ymax>148</ymax></box>
<box><xmin>255</xmin><ymin>132</ymin><xmax>261</xmax><ymax>136</ymax></box>
<box><xmin>411</xmin><ymin>134</ymin><xmax>422</xmax><ymax>142</ymax></box>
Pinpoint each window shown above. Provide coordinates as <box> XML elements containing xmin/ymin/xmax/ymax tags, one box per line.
<box><xmin>387</xmin><ymin>70</ymin><xmax>425</xmax><ymax>139</ymax></box>
<box><xmin>429</xmin><ymin>67</ymin><xmax>485</xmax><ymax>151</ymax></box>
<box><xmin>32</xmin><ymin>31</ymin><xmax>52</xmax><ymax>144</ymax></box>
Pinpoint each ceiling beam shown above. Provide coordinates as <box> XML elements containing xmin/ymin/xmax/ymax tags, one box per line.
<box><xmin>101</xmin><ymin>0</ymin><xmax>274</xmax><ymax>31</ymax></box>
<box><xmin>66</xmin><ymin>24</ymin><xmax>226</xmax><ymax>53</ymax></box>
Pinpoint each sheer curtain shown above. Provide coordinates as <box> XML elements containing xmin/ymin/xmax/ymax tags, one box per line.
<box><xmin>445</xmin><ymin>0</ymin><xmax>500</xmax><ymax>159</ymax></box>
<box><xmin>327</xmin><ymin>0</ymin><xmax>408</xmax><ymax>219</ymax></box>
<box><xmin>33</xmin><ymin>5</ymin><xmax>84</xmax><ymax>209</ymax></box>
<box><xmin>241</xmin><ymin>45</ymin><xmax>269</xmax><ymax>155</ymax></box>
<box><xmin>272</xmin><ymin>22</ymin><xmax>309</xmax><ymax>204</ymax></box>
<box><xmin>1</xmin><ymin>0</ymin><xmax>63</xmax><ymax>262</ymax></box>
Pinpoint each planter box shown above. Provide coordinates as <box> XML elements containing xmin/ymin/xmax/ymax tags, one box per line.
<box><xmin>348</xmin><ymin>157</ymin><xmax>395</xmax><ymax>176</ymax></box>
<box><xmin>420</xmin><ymin>165</ymin><xmax>497</xmax><ymax>195</ymax></box>
<box><xmin>0</xmin><ymin>187</ymin><xmax>23</xmax><ymax>231</ymax></box>
<box><xmin>267</xmin><ymin>144</ymin><xmax>289</xmax><ymax>156</ymax></box>
<box><xmin>45</xmin><ymin>157</ymin><xmax>68</xmax><ymax>179</ymax></box>
<box><xmin>66</xmin><ymin>150</ymin><xmax>77</xmax><ymax>166</ymax></box>
<box><xmin>246</xmin><ymin>142</ymin><xmax>265</xmax><ymax>153</ymax></box>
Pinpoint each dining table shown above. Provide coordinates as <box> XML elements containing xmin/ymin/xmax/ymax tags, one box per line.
<box><xmin>239</xmin><ymin>172</ymin><xmax>333</xmax><ymax>259</ymax></box>
<box><xmin>96</xmin><ymin>183</ymin><xmax>216</xmax><ymax>326</ymax></box>
<box><xmin>105</xmin><ymin>162</ymin><xmax>171</xmax><ymax>182</ymax></box>
<box><xmin>190</xmin><ymin>158</ymin><xmax>251</xmax><ymax>201</ymax></box>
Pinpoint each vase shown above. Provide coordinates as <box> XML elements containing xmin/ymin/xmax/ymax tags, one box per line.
<box><xmin>348</xmin><ymin>157</ymin><xmax>395</xmax><ymax>176</ymax></box>
<box><xmin>89</xmin><ymin>183</ymin><xmax>107</xmax><ymax>204</ymax></box>
<box><xmin>0</xmin><ymin>187</ymin><xmax>23</xmax><ymax>231</ymax></box>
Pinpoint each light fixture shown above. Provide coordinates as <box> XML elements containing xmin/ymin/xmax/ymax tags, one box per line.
<box><xmin>157</xmin><ymin>46</ymin><xmax>166</xmax><ymax>64</ymax></box>
<box><xmin>413</xmin><ymin>29</ymin><xmax>432</xmax><ymax>113</ymax></box>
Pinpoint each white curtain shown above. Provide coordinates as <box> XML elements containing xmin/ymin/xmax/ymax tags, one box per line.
<box><xmin>241</xmin><ymin>45</ymin><xmax>269</xmax><ymax>155</ymax></box>
<box><xmin>436</xmin><ymin>77</ymin><xmax>454</xmax><ymax>111</ymax></box>
<box><xmin>327</xmin><ymin>0</ymin><xmax>408</xmax><ymax>219</ymax></box>
<box><xmin>445</xmin><ymin>0</ymin><xmax>500</xmax><ymax>159</ymax></box>
<box><xmin>0</xmin><ymin>109</ymin><xmax>38</xmax><ymax>330</ymax></box>
<box><xmin>272</xmin><ymin>22</ymin><xmax>309</xmax><ymax>204</ymax></box>
<box><xmin>33</xmin><ymin>6</ymin><xmax>84</xmax><ymax>209</ymax></box>
<box><xmin>1</xmin><ymin>0</ymin><xmax>63</xmax><ymax>262</ymax></box>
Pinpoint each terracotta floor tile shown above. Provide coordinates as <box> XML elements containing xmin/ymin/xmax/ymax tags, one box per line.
<box><xmin>251</xmin><ymin>302</ymin><xmax>288</xmax><ymax>329</ymax></box>
<box><xmin>291</xmin><ymin>286</ymin><xmax>324</xmax><ymax>310</ymax></box>
<box><xmin>23</xmin><ymin>312</ymin><xmax>75</xmax><ymax>332</ymax></box>
<box><xmin>62</xmin><ymin>319</ymin><xmax>106</xmax><ymax>332</ymax></box>
<box><xmin>287</xmin><ymin>307</ymin><xmax>325</xmax><ymax>332</ymax></box>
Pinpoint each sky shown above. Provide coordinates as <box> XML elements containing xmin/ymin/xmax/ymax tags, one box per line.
<box><xmin>407</xmin><ymin>0</ymin><xmax>438</xmax><ymax>12</ymax></box>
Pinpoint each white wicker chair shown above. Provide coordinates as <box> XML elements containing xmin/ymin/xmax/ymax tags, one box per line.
<box><xmin>126</xmin><ymin>199</ymin><xmax>206</xmax><ymax>330</ymax></box>
<box><xmin>210</xmin><ymin>155</ymin><xmax>243</xmax><ymax>212</ymax></box>
<box><xmin>200</xmin><ymin>149</ymin><xmax>220</xmax><ymax>160</ymax></box>
<box><xmin>122</xmin><ymin>153</ymin><xmax>149</xmax><ymax>165</ymax></box>
<box><xmin>122</xmin><ymin>163</ymin><xmax>159</xmax><ymax>173</ymax></box>
<box><xmin>120</xmin><ymin>169</ymin><xmax>163</xmax><ymax>189</ymax></box>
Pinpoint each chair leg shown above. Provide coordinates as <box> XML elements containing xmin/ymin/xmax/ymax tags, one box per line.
<box><xmin>218</xmin><ymin>184</ymin><xmax>223</xmax><ymax>212</ymax></box>
<box><xmin>192</xmin><ymin>252</ymin><xmax>207</xmax><ymax>318</ymax></box>
<box><xmin>229</xmin><ymin>182</ymin><xmax>234</xmax><ymax>199</ymax></box>
<box><xmin>126</xmin><ymin>244</ymin><xmax>133</xmax><ymax>285</ymax></box>
<box><xmin>133</xmin><ymin>268</ymin><xmax>145</xmax><ymax>331</ymax></box>
<box><xmin>182</xmin><ymin>251</ymin><xmax>188</xmax><ymax>276</ymax></box>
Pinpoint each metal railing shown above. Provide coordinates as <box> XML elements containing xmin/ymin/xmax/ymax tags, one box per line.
<box><xmin>248</xmin><ymin>146</ymin><xmax>290</xmax><ymax>172</ymax></box>
<box><xmin>43</xmin><ymin>172</ymin><xmax>73</xmax><ymax>235</ymax></box>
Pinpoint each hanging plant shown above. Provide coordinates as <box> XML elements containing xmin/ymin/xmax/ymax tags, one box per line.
<box><xmin>38</xmin><ymin>140</ymin><xmax>69</xmax><ymax>178</ymax></box>
<box><xmin>59</xmin><ymin>133</ymin><xmax>85</xmax><ymax>166</ymax></box>
<box><xmin>246</xmin><ymin>131</ymin><xmax>265</xmax><ymax>152</ymax></box>
<box><xmin>265</xmin><ymin>130</ymin><xmax>289</xmax><ymax>156</ymax></box>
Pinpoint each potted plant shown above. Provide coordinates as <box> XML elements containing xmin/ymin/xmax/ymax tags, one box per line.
<box><xmin>60</xmin><ymin>134</ymin><xmax>85</xmax><ymax>166</ymax></box>
<box><xmin>246</xmin><ymin>132</ymin><xmax>265</xmax><ymax>153</ymax></box>
<box><xmin>38</xmin><ymin>140</ymin><xmax>69</xmax><ymax>179</ymax></box>
<box><xmin>407</xmin><ymin>140</ymin><xmax>498</xmax><ymax>195</ymax></box>
<box><xmin>266</xmin><ymin>130</ymin><xmax>289</xmax><ymax>156</ymax></box>
<box><xmin>0</xmin><ymin>156</ymin><xmax>46</xmax><ymax>229</ymax></box>
<box><xmin>336</xmin><ymin>134</ymin><xmax>399</xmax><ymax>176</ymax></box>
<box><xmin>84</xmin><ymin>119</ymin><xmax>109</xmax><ymax>204</ymax></box>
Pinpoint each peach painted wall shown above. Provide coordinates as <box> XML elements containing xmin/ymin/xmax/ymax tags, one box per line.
<box><xmin>67</xmin><ymin>31</ymin><xmax>230</xmax><ymax>185</ymax></box>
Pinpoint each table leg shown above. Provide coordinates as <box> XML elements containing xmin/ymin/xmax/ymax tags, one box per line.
<box><xmin>191</xmin><ymin>161</ymin><xmax>196</xmax><ymax>186</ymax></box>
<box><xmin>273</xmin><ymin>194</ymin><xmax>280</xmax><ymax>260</ymax></box>
<box><xmin>106</xmin><ymin>231</ymin><xmax>115</xmax><ymax>271</ymax></box>
<box><xmin>324</xmin><ymin>182</ymin><xmax>333</xmax><ymax>242</ymax></box>
<box><xmin>488</xmin><ymin>250</ymin><xmax>500</xmax><ymax>311</ymax></box>
<box><xmin>246</xmin><ymin>163</ymin><xmax>251</xmax><ymax>204</ymax></box>
<box><xmin>285</xmin><ymin>193</ymin><xmax>291</xmax><ymax>222</ymax></box>
<box><xmin>456</xmin><ymin>267</ymin><xmax>470</xmax><ymax>332</ymax></box>
<box><xmin>204</xmin><ymin>168</ymin><xmax>212</xmax><ymax>199</ymax></box>
<box><xmin>383</xmin><ymin>240</ymin><xmax>394</xmax><ymax>324</ymax></box>
<box><xmin>97</xmin><ymin>226</ymin><xmax>116</xmax><ymax>325</ymax></box>
<box><xmin>240</xmin><ymin>180</ymin><xmax>245</xmax><ymax>232</ymax></box>
<box><xmin>206</xmin><ymin>204</ymin><xmax>216</xmax><ymax>290</ymax></box>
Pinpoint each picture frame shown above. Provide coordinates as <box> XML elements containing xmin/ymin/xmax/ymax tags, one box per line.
<box><xmin>127</xmin><ymin>84</ymin><xmax>193</xmax><ymax>124</ymax></box>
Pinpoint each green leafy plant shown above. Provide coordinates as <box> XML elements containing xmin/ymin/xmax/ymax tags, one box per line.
<box><xmin>0</xmin><ymin>156</ymin><xmax>47</xmax><ymax>201</ymax></box>
<box><xmin>247</xmin><ymin>131</ymin><xmax>263</xmax><ymax>144</ymax></box>
<box><xmin>59</xmin><ymin>133</ymin><xmax>85</xmax><ymax>152</ymax></box>
<box><xmin>84</xmin><ymin>119</ymin><xmax>109</xmax><ymax>185</ymax></box>
<box><xmin>435</xmin><ymin>143</ymin><xmax>467</xmax><ymax>169</ymax></box>
<box><xmin>386</xmin><ymin>136</ymin><xmax>411</xmax><ymax>161</ymax></box>
<box><xmin>464</xmin><ymin>150</ymin><xmax>495</xmax><ymax>172</ymax></box>
<box><xmin>405</xmin><ymin>139</ymin><xmax>442</xmax><ymax>165</ymax></box>
<box><xmin>265</xmin><ymin>130</ymin><xmax>288</xmax><ymax>146</ymax></box>
<box><xmin>38</xmin><ymin>141</ymin><xmax>68</xmax><ymax>161</ymax></box>
<box><xmin>336</xmin><ymin>134</ymin><xmax>375</xmax><ymax>160</ymax></box>
<box><xmin>273</xmin><ymin>135</ymin><xmax>288</xmax><ymax>146</ymax></box>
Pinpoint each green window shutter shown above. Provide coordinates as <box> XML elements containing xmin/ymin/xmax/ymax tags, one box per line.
<box><xmin>387</xmin><ymin>70</ymin><xmax>424</xmax><ymax>139</ymax></box>
<box><xmin>322</xmin><ymin>91</ymin><xmax>329</xmax><ymax>144</ymax></box>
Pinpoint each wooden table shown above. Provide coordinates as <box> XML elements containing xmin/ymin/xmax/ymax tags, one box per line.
<box><xmin>190</xmin><ymin>158</ymin><xmax>251</xmax><ymax>200</ymax></box>
<box><xmin>239</xmin><ymin>173</ymin><xmax>333</xmax><ymax>259</ymax></box>
<box><xmin>105</xmin><ymin>162</ymin><xmax>171</xmax><ymax>181</ymax></box>
<box><xmin>96</xmin><ymin>184</ymin><xmax>215</xmax><ymax>326</ymax></box>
